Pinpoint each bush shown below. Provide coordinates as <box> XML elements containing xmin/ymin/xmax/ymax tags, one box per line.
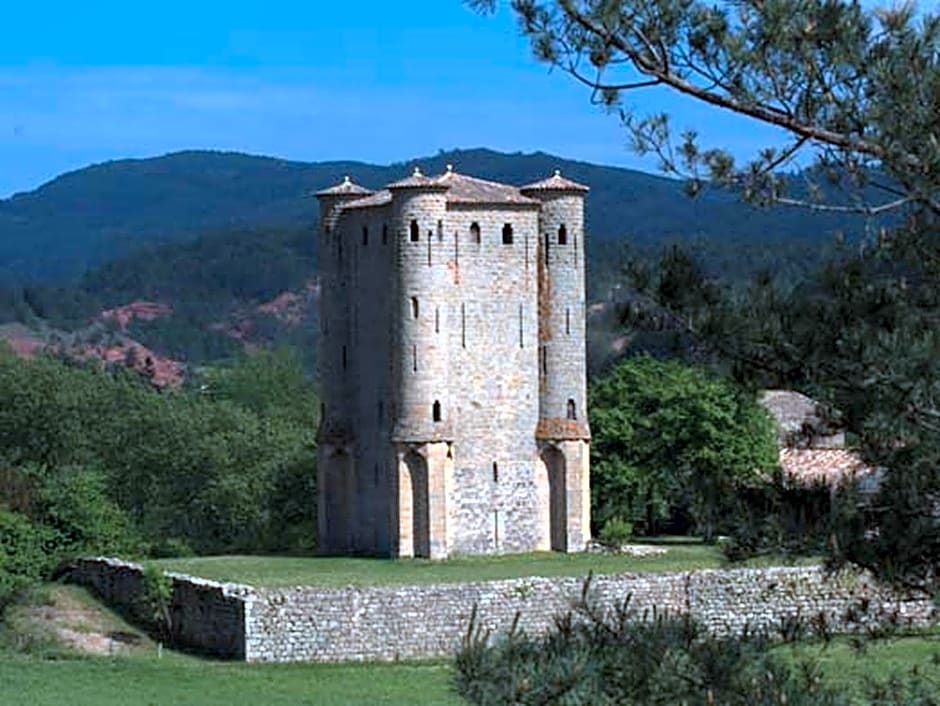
<box><xmin>455</xmin><ymin>579</ymin><xmax>847</xmax><ymax>705</ymax></box>
<box><xmin>598</xmin><ymin>517</ymin><xmax>634</xmax><ymax>550</ymax></box>
<box><xmin>0</xmin><ymin>511</ymin><xmax>56</xmax><ymax>614</ymax></box>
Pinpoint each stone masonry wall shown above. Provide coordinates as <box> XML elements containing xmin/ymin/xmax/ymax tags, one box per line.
<box><xmin>66</xmin><ymin>557</ymin><xmax>249</xmax><ymax>659</ymax></box>
<box><xmin>67</xmin><ymin>559</ymin><xmax>937</xmax><ymax>664</ymax></box>
<box><xmin>244</xmin><ymin>566</ymin><xmax>936</xmax><ymax>662</ymax></box>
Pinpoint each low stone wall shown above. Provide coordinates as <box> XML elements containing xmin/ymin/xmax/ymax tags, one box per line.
<box><xmin>66</xmin><ymin>557</ymin><xmax>250</xmax><ymax>659</ymax></box>
<box><xmin>67</xmin><ymin>559</ymin><xmax>937</xmax><ymax>664</ymax></box>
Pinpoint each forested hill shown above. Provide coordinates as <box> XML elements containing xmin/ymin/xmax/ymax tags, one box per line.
<box><xmin>0</xmin><ymin>148</ymin><xmax>864</xmax><ymax>284</ymax></box>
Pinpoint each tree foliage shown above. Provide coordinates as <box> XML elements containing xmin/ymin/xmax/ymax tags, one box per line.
<box><xmin>590</xmin><ymin>355</ymin><xmax>778</xmax><ymax>540</ymax></box>
<box><xmin>0</xmin><ymin>343</ymin><xmax>319</xmax><ymax>604</ymax></box>
<box><xmin>472</xmin><ymin>0</ymin><xmax>940</xmax><ymax>593</ymax></box>
<box><xmin>470</xmin><ymin>0</ymin><xmax>940</xmax><ymax>214</ymax></box>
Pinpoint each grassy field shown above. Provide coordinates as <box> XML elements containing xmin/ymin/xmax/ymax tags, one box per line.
<box><xmin>2</xmin><ymin>635</ymin><xmax>936</xmax><ymax>706</ymax></box>
<box><xmin>0</xmin><ymin>653</ymin><xmax>461</xmax><ymax>706</ymax></box>
<box><xmin>148</xmin><ymin>540</ymin><xmax>814</xmax><ymax>587</ymax></box>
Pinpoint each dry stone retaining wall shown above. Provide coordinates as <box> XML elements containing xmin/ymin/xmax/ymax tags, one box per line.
<box><xmin>67</xmin><ymin>558</ymin><xmax>937</xmax><ymax>664</ymax></box>
<box><xmin>66</xmin><ymin>557</ymin><xmax>250</xmax><ymax>659</ymax></box>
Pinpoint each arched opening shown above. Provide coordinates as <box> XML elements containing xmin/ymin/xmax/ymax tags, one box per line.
<box><xmin>470</xmin><ymin>222</ymin><xmax>481</xmax><ymax>243</ymax></box>
<box><xmin>322</xmin><ymin>450</ymin><xmax>354</xmax><ymax>553</ymax></box>
<box><xmin>502</xmin><ymin>223</ymin><xmax>514</xmax><ymax>244</ymax></box>
<box><xmin>537</xmin><ymin>447</ymin><xmax>567</xmax><ymax>551</ymax></box>
<box><xmin>411</xmin><ymin>296</ymin><xmax>419</xmax><ymax>319</ymax></box>
<box><xmin>558</xmin><ymin>224</ymin><xmax>567</xmax><ymax>245</ymax></box>
<box><xmin>401</xmin><ymin>452</ymin><xmax>430</xmax><ymax>558</ymax></box>
<box><xmin>567</xmin><ymin>398</ymin><xmax>577</xmax><ymax>420</ymax></box>
<box><xmin>410</xmin><ymin>219</ymin><xmax>420</xmax><ymax>242</ymax></box>
<box><xmin>432</xmin><ymin>400</ymin><xmax>442</xmax><ymax>422</ymax></box>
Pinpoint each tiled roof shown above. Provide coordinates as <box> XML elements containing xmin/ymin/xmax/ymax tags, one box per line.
<box><xmin>336</xmin><ymin>166</ymin><xmax>588</xmax><ymax>208</ymax></box>
<box><xmin>341</xmin><ymin>189</ymin><xmax>393</xmax><ymax>210</ymax></box>
<box><xmin>436</xmin><ymin>167</ymin><xmax>540</xmax><ymax>205</ymax></box>
<box><xmin>520</xmin><ymin>170</ymin><xmax>590</xmax><ymax>193</ymax></box>
<box><xmin>779</xmin><ymin>448</ymin><xmax>873</xmax><ymax>486</ymax></box>
<box><xmin>387</xmin><ymin>167</ymin><xmax>450</xmax><ymax>191</ymax></box>
<box><xmin>315</xmin><ymin>176</ymin><xmax>373</xmax><ymax>197</ymax></box>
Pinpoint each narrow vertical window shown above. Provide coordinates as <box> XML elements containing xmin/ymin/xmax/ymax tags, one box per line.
<box><xmin>412</xmin><ymin>344</ymin><xmax>417</xmax><ymax>372</ymax></box>
<box><xmin>502</xmin><ymin>223</ymin><xmax>513</xmax><ymax>244</ymax></box>
<box><xmin>524</xmin><ymin>233</ymin><xmax>529</xmax><ymax>269</ymax></box>
<box><xmin>437</xmin><ymin>219</ymin><xmax>444</xmax><ymax>241</ymax></box>
<box><xmin>435</xmin><ymin>307</ymin><xmax>440</xmax><ymax>333</ymax></box>
<box><xmin>518</xmin><ymin>304</ymin><xmax>524</xmax><ymax>348</ymax></box>
<box><xmin>558</xmin><ymin>224</ymin><xmax>567</xmax><ymax>245</ymax></box>
<box><xmin>342</xmin><ymin>345</ymin><xmax>347</xmax><ymax>370</ymax></box>
<box><xmin>470</xmin><ymin>222</ymin><xmax>481</xmax><ymax>244</ymax></box>
<box><xmin>432</xmin><ymin>400</ymin><xmax>442</xmax><ymax>422</ymax></box>
<box><xmin>454</xmin><ymin>231</ymin><xmax>459</xmax><ymax>264</ymax></box>
<box><xmin>544</xmin><ymin>232</ymin><xmax>550</xmax><ymax>265</ymax></box>
<box><xmin>566</xmin><ymin>307</ymin><xmax>571</xmax><ymax>335</ymax></box>
<box><xmin>492</xmin><ymin>462</ymin><xmax>499</xmax><ymax>483</ymax></box>
<box><xmin>362</xmin><ymin>225</ymin><xmax>369</xmax><ymax>246</ymax></box>
<box><xmin>567</xmin><ymin>398</ymin><xmax>577</xmax><ymax>420</ymax></box>
<box><xmin>411</xmin><ymin>297</ymin><xmax>419</xmax><ymax>319</ymax></box>
<box><xmin>461</xmin><ymin>303</ymin><xmax>467</xmax><ymax>348</ymax></box>
<box><xmin>427</xmin><ymin>230</ymin><xmax>432</xmax><ymax>266</ymax></box>
<box><xmin>382</xmin><ymin>223</ymin><xmax>388</xmax><ymax>244</ymax></box>
<box><xmin>410</xmin><ymin>219</ymin><xmax>420</xmax><ymax>242</ymax></box>
<box><xmin>540</xmin><ymin>346</ymin><xmax>547</xmax><ymax>375</ymax></box>
<box><xmin>377</xmin><ymin>400</ymin><xmax>384</xmax><ymax>423</ymax></box>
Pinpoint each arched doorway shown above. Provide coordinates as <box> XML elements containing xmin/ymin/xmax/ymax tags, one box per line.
<box><xmin>402</xmin><ymin>452</ymin><xmax>430</xmax><ymax>558</ymax></box>
<box><xmin>322</xmin><ymin>450</ymin><xmax>354</xmax><ymax>553</ymax></box>
<box><xmin>537</xmin><ymin>447</ymin><xmax>567</xmax><ymax>552</ymax></box>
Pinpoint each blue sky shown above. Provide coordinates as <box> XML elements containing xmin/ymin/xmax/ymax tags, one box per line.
<box><xmin>0</xmin><ymin>0</ymin><xmax>785</xmax><ymax>197</ymax></box>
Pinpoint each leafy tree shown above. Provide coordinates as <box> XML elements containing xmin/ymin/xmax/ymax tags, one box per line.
<box><xmin>589</xmin><ymin>356</ymin><xmax>777</xmax><ymax>540</ymax></box>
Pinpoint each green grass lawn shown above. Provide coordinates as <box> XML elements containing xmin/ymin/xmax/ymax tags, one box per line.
<box><xmin>148</xmin><ymin>541</ymin><xmax>738</xmax><ymax>587</ymax></box>
<box><xmin>0</xmin><ymin>653</ymin><xmax>461</xmax><ymax>706</ymax></box>
<box><xmin>776</xmin><ymin>634</ymin><xmax>940</xmax><ymax>703</ymax></box>
<box><xmin>3</xmin><ymin>636</ymin><xmax>935</xmax><ymax>706</ymax></box>
<box><xmin>148</xmin><ymin>540</ymin><xmax>820</xmax><ymax>587</ymax></box>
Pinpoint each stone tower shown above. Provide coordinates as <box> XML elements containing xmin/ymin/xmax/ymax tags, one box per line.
<box><xmin>315</xmin><ymin>166</ymin><xmax>590</xmax><ymax>559</ymax></box>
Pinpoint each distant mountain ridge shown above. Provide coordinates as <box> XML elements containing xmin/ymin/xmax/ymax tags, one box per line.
<box><xmin>0</xmin><ymin>148</ymin><xmax>863</xmax><ymax>284</ymax></box>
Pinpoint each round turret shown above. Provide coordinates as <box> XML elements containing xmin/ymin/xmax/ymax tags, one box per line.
<box><xmin>521</xmin><ymin>171</ymin><xmax>590</xmax><ymax>440</ymax></box>
<box><xmin>388</xmin><ymin>169</ymin><xmax>454</xmax><ymax>443</ymax></box>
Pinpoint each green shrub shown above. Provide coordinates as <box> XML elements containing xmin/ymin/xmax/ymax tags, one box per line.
<box><xmin>598</xmin><ymin>517</ymin><xmax>634</xmax><ymax>549</ymax></box>
<box><xmin>139</xmin><ymin>566</ymin><xmax>173</xmax><ymax>641</ymax></box>
<box><xmin>37</xmin><ymin>465</ymin><xmax>138</xmax><ymax>558</ymax></box>
<box><xmin>455</xmin><ymin>581</ymin><xmax>850</xmax><ymax>705</ymax></box>
<box><xmin>0</xmin><ymin>511</ymin><xmax>56</xmax><ymax>614</ymax></box>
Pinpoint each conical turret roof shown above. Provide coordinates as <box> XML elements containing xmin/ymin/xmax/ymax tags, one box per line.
<box><xmin>520</xmin><ymin>170</ymin><xmax>589</xmax><ymax>193</ymax></box>
<box><xmin>387</xmin><ymin>167</ymin><xmax>450</xmax><ymax>191</ymax></box>
<box><xmin>314</xmin><ymin>176</ymin><xmax>373</xmax><ymax>197</ymax></box>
